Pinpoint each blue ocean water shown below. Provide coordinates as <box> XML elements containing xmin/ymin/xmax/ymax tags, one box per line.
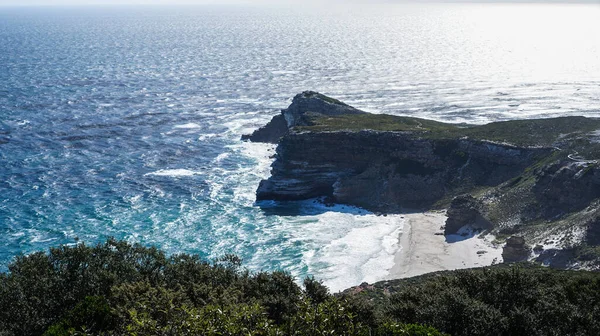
<box><xmin>1</xmin><ymin>3</ymin><xmax>599</xmax><ymax>291</ymax></box>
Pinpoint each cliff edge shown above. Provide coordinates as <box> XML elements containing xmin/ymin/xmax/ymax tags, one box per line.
<box><xmin>242</xmin><ymin>91</ymin><xmax>367</xmax><ymax>143</ymax></box>
<box><xmin>245</xmin><ymin>92</ymin><xmax>600</xmax><ymax>270</ymax></box>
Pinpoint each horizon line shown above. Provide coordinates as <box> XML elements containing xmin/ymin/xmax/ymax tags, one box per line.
<box><xmin>1</xmin><ymin>0</ymin><xmax>599</xmax><ymax>8</ymax></box>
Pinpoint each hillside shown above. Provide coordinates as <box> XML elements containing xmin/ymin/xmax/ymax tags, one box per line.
<box><xmin>246</xmin><ymin>91</ymin><xmax>600</xmax><ymax>270</ymax></box>
<box><xmin>2</xmin><ymin>240</ymin><xmax>600</xmax><ymax>335</ymax></box>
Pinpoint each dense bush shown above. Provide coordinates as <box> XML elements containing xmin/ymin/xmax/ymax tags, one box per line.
<box><xmin>0</xmin><ymin>239</ymin><xmax>443</xmax><ymax>335</ymax></box>
<box><xmin>3</xmin><ymin>239</ymin><xmax>599</xmax><ymax>335</ymax></box>
<box><xmin>383</xmin><ymin>267</ymin><xmax>600</xmax><ymax>336</ymax></box>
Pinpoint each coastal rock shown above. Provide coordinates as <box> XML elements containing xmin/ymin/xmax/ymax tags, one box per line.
<box><xmin>242</xmin><ymin>91</ymin><xmax>367</xmax><ymax>143</ymax></box>
<box><xmin>256</xmin><ymin>129</ymin><xmax>549</xmax><ymax>212</ymax></box>
<box><xmin>586</xmin><ymin>215</ymin><xmax>600</xmax><ymax>246</ymax></box>
<box><xmin>502</xmin><ymin>236</ymin><xmax>531</xmax><ymax>263</ymax></box>
<box><xmin>250</xmin><ymin>92</ymin><xmax>600</xmax><ymax>269</ymax></box>
<box><xmin>280</xmin><ymin>91</ymin><xmax>366</xmax><ymax>127</ymax></box>
<box><xmin>445</xmin><ymin>195</ymin><xmax>492</xmax><ymax>235</ymax></box>
<box><xmin>535</xmin><ymin>248</ymin><xmax>576</xmax><ymax>269</ymax></box>
<box><xmin>529</xmin><ymin>161</ymin><xmax>600</xmax><ymax>220</ymax></box>
<box><xmin>241</xmin><ymin>114</ymin><xmax>288</xmax><ymax>144</ymax></box>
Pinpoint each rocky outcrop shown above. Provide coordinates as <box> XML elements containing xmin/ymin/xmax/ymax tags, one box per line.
<box><xmin>445</xmin><ymin>195</ymin><xmax>492</xmax><ymax>235</ymax></box>
<box><xmin>502</xmin><ymin>236</ymin><xmax>531</xmax><ymax>263</ymax></box>
<box><xmin>279</xmin><ymin>91</ymin><xmax>366</xmax><ymax>127</ymax></box>
<box><xmin>242</xmin><ymin>91</ymin><xmax>367</xmax><ymax>143</ymax></box>
<box><xmin>241</xmin><ymin>114</ymin><xmax>288</xmax><ymax>144</ymax></box>
<box><xmin>249</xmin><ymin>92</ymin><xmax>600</xmax><ymax>267</ymax></box>
<box><xmin>256</xmin><ymin>130</ymin><xmax>550</xmax><ymax>212</ymax></box>
<box><xmin>586</xmin><ymin>215</ymin><xmax>600</xmax><ymax>246</ymax></box>
<box><xmin>529</xmin><ymin>161</ymin><xmax>600</xmax><ymax>220</ymax></box>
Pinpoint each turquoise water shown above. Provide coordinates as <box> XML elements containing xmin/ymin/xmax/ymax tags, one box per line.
<box><xmin>1</xmin><ymin>3</ymin><xmax>599</xmax><ymax>291</ymax></box>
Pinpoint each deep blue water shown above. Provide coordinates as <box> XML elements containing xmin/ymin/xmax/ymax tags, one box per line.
<box><xmin>1</xmin><ymin>3</ymin><xmax>599</xmax><ymax>290</ymax></box>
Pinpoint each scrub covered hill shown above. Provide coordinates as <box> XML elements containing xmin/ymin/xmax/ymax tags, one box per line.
<box><xmin>299</xmin><ymin>113</ymin><xmax>600</xmax><ymax>149</ymax></box>
<box><xmin>2</xmin><ymin>240</ymin><xmax>600</xmax><ymax>335</ymax></box>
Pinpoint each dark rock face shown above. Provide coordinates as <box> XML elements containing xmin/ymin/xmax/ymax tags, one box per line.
<box><xmin>241</xmin><ymin>114</ymin><xmax>288</xmax><ymax>144</ymax></box>
<box><xmin>530</xmin><ymin>161</ymin><xmax>600</xmax><ymax>220</ymax></box>
<box><xmin>445</xmin><ymin>195</ymin><xmax>492</xmax><ymax>235</ymax></box>
<box><xmin>502</xmin><ymin>236</ymin><xmax>531</xmax><ymax>263</ymax></box>
<box><xmin>535</xmin><ymin>248</ymin><xmax>576</xmax><ymax>269</ymax></box>
<box><xmin>256</xmin><ymin>130</ymin><xmax>550</xmax><ymax>212</ymax></box>
<box><xmin>242</xmin><ymin>91</ymin><xmax>367</xmax><ymax>143</ymax></box>
<box><xmin>586</xmin><ymin>216</ymin><xmax>600</xmax><ymax>246</ymax></box>
<box><xmin>279</xmin><ymin>91</ymin><xmax>366</xmax><ymax>128</ymax></box>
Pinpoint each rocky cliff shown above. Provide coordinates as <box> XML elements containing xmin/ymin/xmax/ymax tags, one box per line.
<box><xmin>242</xmin><ymin>91</ymin><xmax>367</xmax><ymax>143</ymax></box>
<box><xmin>256</xmin><ymin>130</ymin><xmax>551</xmax><ymax>211</ymax></box>
<box><xmin>245</xmin><ymin>92</ymin><xmax>600</xmax><ymax>269</ymax></box>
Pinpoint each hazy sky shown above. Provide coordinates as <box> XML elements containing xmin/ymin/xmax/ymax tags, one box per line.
<box><xmin>0</xmin><ymin>0</ymin><xmax>598</xmax><ymax>6</ymax></box>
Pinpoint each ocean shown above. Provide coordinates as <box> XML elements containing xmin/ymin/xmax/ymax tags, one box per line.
<box><xmin>0</xmin><ymin>3</ymin><xmax>599</xmax><ymax>291</ymax></box>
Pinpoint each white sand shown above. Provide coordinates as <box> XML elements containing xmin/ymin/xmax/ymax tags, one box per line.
<box><xmin>387</xmin><ymin>211</ymin><xmax>503</xmax><ymax>280</ymax></box>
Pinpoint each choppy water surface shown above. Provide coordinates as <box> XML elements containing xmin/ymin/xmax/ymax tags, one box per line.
<box><xmin>1</xmin><ymin>3</ymin><xmax>599</xmax><ymax>291</ymax></box>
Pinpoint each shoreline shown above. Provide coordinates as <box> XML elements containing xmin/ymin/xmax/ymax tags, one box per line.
<box><xmin>387</xmin><ymin>211</ymin><xmax>502</xmax><ymax>280</ymax></box>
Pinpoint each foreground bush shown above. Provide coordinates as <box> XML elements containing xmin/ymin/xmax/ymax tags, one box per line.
<box><xmin>381</xmin><ymin>266</ymin><xmax>600</xmax><ymax>336</ymax></box>
<box><xmin>0</xmin><ymin>239</ymin><xmax>442</xmax><ymax>335</ymax></box>
<box><xmin>4</xmin><ymin>239</ymin><xmax>600</xmax><ymax>335</ymax></box>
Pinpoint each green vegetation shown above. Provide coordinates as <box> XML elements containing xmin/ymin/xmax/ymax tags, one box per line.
<box><xmin>0</xmin><ymin>239</ymin><xmax>442</xmax><ymax>336</ymax></box>
<box><xmin>299</xmin><ymin>114</ymin><xmax>600</xmax><ymax>147</ymax></box>
<box><xmin>297</xmin><ymin>114</ymin><xmax>460</xmax><ymax>133</ymax></box>
<box><xmin>2</xmin><ymin>240</ymin><xmax>600</xmax><ymax>335</ymax></box>
<box><xmin>361</xmin><ymin>264</ymin><xmax>600</xmax><ymax>336</ymax></box>
<box><xmin>303</xmin><ymin>92</ymin><xmax>348</xmax><ymax>106</ymax></box>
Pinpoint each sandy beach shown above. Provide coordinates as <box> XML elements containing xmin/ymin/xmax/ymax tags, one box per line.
<box><xmin>388</xmin><ymin>211</ymin><xmax>503</xmax><ymax>280</ymax></box>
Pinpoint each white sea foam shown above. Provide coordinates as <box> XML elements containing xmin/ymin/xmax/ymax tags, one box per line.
<box><xmin>173</xmin><ymin>123</ymin><xmax>202</xmax><ymax>129</ymax></box>
<box><xmin>298</xmin><ymin>211</ymin><xmax>404</xmax><ymax>292</ymax></box>
<box><xmin>245</xmin><ymin>199</ymin><xmax>405</xmax><ymax>292</ymax></box>
<box><xmin>222</xmin><ymin>115</ymin><xmax>276</xmax><ymax>137</ymax></box>
<box><xmin>144</xmin><ymin>169</ymin><xmax>202</xmax><ymax>177</ymax></box>
<box><xmin>229</xmin><ymin>141</ymin><xmax>277</xmax><ymax>203</ymax></box>
<box><xmin>198</xmin><ymin>133</ymin><xmax>219</xmax><ymax>141</ymax></box>
<box><xmin>225</xmin><ymin>140</ymin><xmax>405</xmax><ymax>292</ymax></box>
<box><xmin>28</xmin><ymin>229</ymin><xmax>57</xmax><ymax>244</ymax></box>
<box><xmin>212</xmin><ymin>153</ymin><xmax>230</xmax><ymax>164</ymax></box>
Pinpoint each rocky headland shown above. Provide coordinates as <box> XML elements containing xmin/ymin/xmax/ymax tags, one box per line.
<box><xmin>245</xmin><ymin>91</ymin><xmax>600</xmax><ymax>271</ymax></box>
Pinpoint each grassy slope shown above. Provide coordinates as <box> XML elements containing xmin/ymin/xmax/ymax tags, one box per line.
<box><xmin>298</xmin><ymin>114</ymin><xmax>600</xmax><ymax>148</ymax></box>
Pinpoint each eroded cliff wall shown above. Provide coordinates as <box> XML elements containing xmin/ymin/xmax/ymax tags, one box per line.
<box><xmin>257</xmin><ymin>130</ymin><xmax>551</xmax><ymax>212</ymax></box>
